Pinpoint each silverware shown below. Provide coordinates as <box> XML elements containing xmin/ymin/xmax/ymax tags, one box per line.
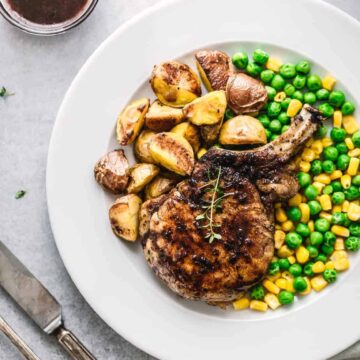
<box><xmin>0</xmin><ymin>241</ymin><xmax>96</xmax><ymax>360</ymax></box>
<box><xmin>0</xmin><ymin>315</ymin><xmax>40</xmax><ymax>360</ymax></box>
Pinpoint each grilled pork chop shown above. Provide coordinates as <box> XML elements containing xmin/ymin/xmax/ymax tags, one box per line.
<box><xmin>141</xmin><ymin>105</ymin><xmax>323</xmax><ymax>302</ymax></box>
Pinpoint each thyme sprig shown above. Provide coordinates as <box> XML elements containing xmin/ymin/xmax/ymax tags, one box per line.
<box><xmin>0</xmin><ymin>86</ymin><xmax>14</xmax><ymax>97</ymax></box>
<box><xmin>195</xmin><ymin>166</ymin><xmax>234</xmax><ymax>243</ymax></box>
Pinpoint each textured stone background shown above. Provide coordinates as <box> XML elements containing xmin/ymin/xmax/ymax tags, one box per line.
<box><xmin>0</xmin><ymin>0</ymin><xmax>359</xmax><ymax>359</ymax></box>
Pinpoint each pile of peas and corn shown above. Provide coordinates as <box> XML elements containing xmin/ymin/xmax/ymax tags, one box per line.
<box><xmin>231</xmin><ymin>49</ymin><xmax>360</xmax><ymax>313</ymax></box>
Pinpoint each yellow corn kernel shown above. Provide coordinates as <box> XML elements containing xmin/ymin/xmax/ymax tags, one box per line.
<box><xmin>306</xmin><ymin>138</ymin><xmax>314</xmax><ymax>148</ymax></box>
<box><xmin>264</xmin><ymin>293</ymin><xmax>281</xmax><ymax>310</ymax></box>
<box><xmin>266</xmin><ymin>57</ymin><xmax>282</xmax><ymax>72</ymax></box>
<box><xmin>286</xmin><ymin>281</ymin><xmax>295</xmax><ymax>293</ymax></box>
<box><xmin>275</xmin><ymin>208</ymin><xmax>288</xmax><ymax>223</ymax></box>
<box><xmin>287</xmin><ymin>255</ymin><xmax>296</xmax><ymax>265</ymax></box>
<box><xmin>333</xmin><ymin>110</ymin><xmax>342</xmax><ymax>128</ymax></box>
<box><xmin>341</xmin><ymin>174</ymin><xmax>352</xmax><ymax>189</ymax></box>
<box><xmin>308</xmin><ymin>220</ymin><xmax>314</xmax><ymax>232</ymax></box>
<box><xmin>197</xmin><ymin>148</ymin><xmax>207</xmax><ymax>159</ymax></box>
<box><xmin>330</xmin><ymin>250</ymin><xmax>347</xmax><ymax>262</ymax></box>
<box><xmin>274</xmin><ymin>91</ymin><xmax>286</xmax><ymax>102</ymax></box>
<box><xmin>332</xmin><ymin>205</ymin><xmax>342</xmax><ymax>214</ymax></box>
<box><xmin>299</xmin><ymin>161</ymin><xmax>311</xmax><ymax>172</ymax></box>
<box><xmin>311</xmin><ymin>140</ymin><xmax>323</xmax><ymax>155</ymax></box>
<box><xmin>322</xmin><ymin>75</ymin><xmax>336</xmax><ymax>91</ymax></box>
<box><xmin>275</xmin><ymin>278</ymin><xmax>288</xmax><ymax>290</ymax></box>
<box><xmin>263</xmin><ymin>280</ymin><xmax>280</xmax><ymax>295</ymax></box>
<box><xmin>314</xmin><ymin>174</ymin><xmax>331</xmax><ymax>185</ymax></box>
<box><xmin>353</xmin><ymin>200</ymin><xmax>360</xmax><ymax>205</ymax></box>
<box><xmin>325</xmin><ymin>261</ymin><xmax>335</xmax><ymax>270</ymax></box>
<box><xmin>319</xmin><ymin>212</ymin><xmax>332</xmax><ymax>222</ymax></box>
<box><xmin>274</xmin><ymin>230</ymin><xmax>286</xmax><ymax>249</ymax></box>
<box><xmin>342</xmin><ymin>200</ymin><xmax>350</xmax><ymax>212</ymax></box>
<box><xmin>295</xmin><ymin>156</ymin><xmax>302</xmax><ymax>166</ymax></box>
<box><xmin>298</xmin><ymin>277</ymin><xmax>312</xmax><ymax>295</ymax></box>
<box><xmin>266</xmin><ymin>272</ymin><xmax>281</xmax><ymax>282</ymax></box>
<box><xmin>281</xmin><ymin>220</ymin><xmax>294</xmax><ymax>232</ymax></box>
<box><xmin>345</xmin><ymin>137</ymin><xmax>355</xmax><ymax>150</ymax></box>
<box><xmin>277</xmin><ymin>245</ymin><xmax>294</xmax><ymax>258</ymax></box>
<box><xmin>312</xmin><ymin>182</ymin><xmax>325</xmax><ymax>194</ymax></box>
<box><xmin>288</xmin><ymin>193</ymin><xmax>302</xmax><ymax>207</ymax></box>
<box><xmin>281</xmin><ymin>271</ymin><xmax>294</xmax><ymax>282</ymax></box>
<box><xmin>275</xmin><ymin>224</ymin><xmax>282</xmax><ymax>230</ymax></box>
<box><xmin>347</xmin><ymin>157</ymin><xmax>359</xmax><ymax>176</ymax></box>
<box><xmin>348</xmin><ymin>202</ymin><xmax>360</xmax><ymax>221</ymax></box>
<box><xmin>335</xmin><ymin>238</ymin><xmax>345</xmax><ymax>250</ymax></box>
<box><xmin>343</xmin><ymin>115</ymin><xmax>359</xmax><ymax>135</ymax></box>
<box><xmin>298</xmin><ymin>203</ymin><xmax>310</xmax><ymax>223</ymax></box>
<box><xmin>312</xmin><ymin>261</ymin><xmax>325</xmax><ymax>273</ymax></box>
<box><xmin>334</xmin><ymin>258</ymin><xmax>350</xmax><ymax>271</ymax></box>
<box><xmin>311</xmin><ymin>276</ymin><xmax>328</xmax><ymax>292</ymax></box>
<box><xmin>348</xmin><ymin>148</ymin><xmax>360</xmax><ymax>157</ymax></box>
<box><xmin>322</xmin><ymin>137</ymin><xmax>333</xmax><ymax>147</ymax></box>
<box><xmin>302</xmin><ymin>149</ymin><xmax>315</xmax><ymax>163</ymax></box>
<box><xmin>330</xmin><ymin>170</ymin><xmax>342</xmax><ymax>180</ymax></box>
<box><xmin>302</xmin><ymin>195</ymin><xmax>307</xmax><ymax>203</ymax></box>
<box><xmin>250</xmin><ymin>300</ymin><xmax>268</xmax><ymax>312</ymax></box>
<box><xmin>319</xmin><ymin>194</ymin><xmax>332</xmax><ymax>211</ymax></box>
<box><xmin>295</xmin><ymin>246</ymin><xmax>310</xmax><ymax>264</ymax></box>
<box><xmin>331</xmin><ymin>225</ymin><xmax>350</xmax><ymax>237</ymax></box>
<box><xmin>287</xmin><ymin>99</ymin><xmax>302</xmax><ymax>117</ymax></box>
<box><xmin>233</xmin><ymin>297</ymin><xmax>250</xmax><ymax>310</ymax></box>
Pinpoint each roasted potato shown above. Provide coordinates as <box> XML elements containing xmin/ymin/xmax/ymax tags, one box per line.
<box><xmin>183</xmin><ymin>90</ymin><xmax>227</xmax><ymax>126</ymax></box>
<box><xmin>195</xmin><ymin>50</ymin><xmax>231</xmax><ymax>91</ymax></box>
<box><xmin>170</xmin><ymin>122</ymin><xmax>201</xmax><ymax>153</ymax></box>
<box><xmin>145</xmin><ymin>175</ymin><xmax>178</xmax><ymax>199</ymax></box>
<box><xmin>109</xmin><ymin>194</ymin><xmax>142</xmax><ymax>241</ymax></box>
<box><xmin>149</xmin><ymin>132</ymin><xmax>195</xmax><ymax>176</ymax></box>
<box><xmin>127</xmin><ymin>163</ymin><xmax>160</xmax><ymax>194</ymax></box>
<box><xmin>116</xmin><ymin>98</ymin><xmax>150</xmax><ymax>145</ymax></box>
<box><xmin>226</xmin><ymin>73</ymin><xmax>268</xmax><ymax>114</ymax></box>
<box><xmin>134</xmin><ymin>130</ymin><xmax>156</xmax><ymax>163</ymax></box>
<box><xmin>94</xmin><ymin>149</ymin><xmax>129</xmax><ymax>193</ymax></box>
<box><xmin>219</xmin><ymin>115</ymin><xmax>267</xmax><ymax>145</ymax></box>
<box><xmin>151</xmin><ymin>61</ymin><xmax>201</xmax><ymax>107</ymax></box>
<box><xmin>145</xmin><ymin>100</ymin><xmax>184</xmax><ymax>131</ymax></box>
<box><xmin>200</xmin><ymin>121</ymin><xmax>223</xmax><ymax>146</ymax></box>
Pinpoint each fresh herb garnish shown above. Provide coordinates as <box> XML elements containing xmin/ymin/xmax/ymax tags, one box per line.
<box><xmin>195</xmin><ymin>166</ymin><xmax>234</xmax><ymax>243</ymax></box>
<box><xmin>0</xmin><ymin>86</ymin><xmax>14</xmax><ymax>97</ymax></box>
<box><xmin>15</xmin><ymin>190</ymin><xmax>26</xmax><ymax>199</ymax></box>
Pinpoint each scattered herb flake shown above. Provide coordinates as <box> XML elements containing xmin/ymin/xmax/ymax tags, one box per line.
<box><xmin>0</xmin><ymin>86</ymin><xmax>14</xmax><ymax>97</ymax></box>
<box><xmin>15</xmin><ymin>190</ymin><xmax>26</xmax><ymax>199</ymax></box>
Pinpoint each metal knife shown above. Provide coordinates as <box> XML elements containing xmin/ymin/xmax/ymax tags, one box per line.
<box><xmin>0</xmin><ymin>241</ymin><xmax>96</xmax><ymax>360</ymax></box>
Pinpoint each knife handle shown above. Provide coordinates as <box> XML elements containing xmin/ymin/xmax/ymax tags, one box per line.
<box><xmin>55</xmin><ymin>326</ymin><xmax>96</xmax><ymax>360</ymax></box>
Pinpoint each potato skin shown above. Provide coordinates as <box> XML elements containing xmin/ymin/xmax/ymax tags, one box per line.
<box><xmin>109</xmin><ymin>194</ymin><xmax>142</xmax><ymax>241</ymax></box>
<box><xmin>127</xmin><ymin>163</ymin><xmax>160</xmax><ymax>194</ymax></box>
<box><xmin>134</xmin><ymin>130</ymin><xmax>156</xmax><ymax>163</ymax></box>
<box><xmin>149</xmin><ymin>132</ymin><xmax>195</xmax><ymax>176</ymax></box>
<box><xmin>170</xmin><ymin>122</ymin><xmax>201</xmax><ymax>153</ymax></box>
<box><xmin>151</xmin><ymin>61</ymin><xmax>201</xmax><ymax>107</ymax></box>
<box><xmin>94</xmin><ymin>149</ymin><xmax>129</xmax><ymax>193</ymax></box>
<box><xmin>145</xmin><ymin>100</ymin><xmax>184</xmax><ymax>131</ymax></box>
<box><xmin>145</xmin><ymin>175</ymin><xmax>178</xmax><ymax>199</ymax></box>
<box><xmin>219</xmin><ymin>115</ymin><xmax>267</xmax><ymax>145</ymax></box>
<box><xmin>116</xmin><ymin>98</ymin><xmax>150</xmax><ymax>146</ymax></box>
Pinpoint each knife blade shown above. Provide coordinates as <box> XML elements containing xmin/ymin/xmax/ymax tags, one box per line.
<box><xmin>0</xmin><ymin>241</ymin><xmax>96</xmax><ymax>360</ymax></box>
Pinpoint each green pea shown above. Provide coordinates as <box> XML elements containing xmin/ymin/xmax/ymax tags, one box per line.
<box><xmin>295</xmin><ymin>60</ymin><xmax>311</xmax><ymax>74</ymax></box>
<box><xmin>258</xmin><ymin>114</ymin><xmax>270</xmax><ymax>128</ymax></box>
<box><xmin>322</xmin><ymin>185</ymin><xmax>333</xmax><ymax>195</ymax></box>
<box><xmin>292</xmin><ymin>90</ymin><xmax>304</xmax><ymax>102</ymax></box>
<box><xmin>270</xmin><ymin>134</ymin><xmax>279</xmax><ymax>142</ymax></box>
<box><xmin>352</xmin><ymin>175</ymin><xmax>360</xmax><ymax>186</ymax></box>
<box><xmin>297</xmin><ymin>172</ymin><xmax>311</xmax><ymax>188</ymax></box>
<box><xmin>304</xmin><ymin>92</ymin><xmax>317</xmax><ymax>105</ymax></box>
<box><xmin>316</xmin><ymin>88</ymin><xmax>330</xmax><ymax>101</ymax></box>
<box><xmin>345</xmin><ymin>236</ymin><xmax>360</xmax><ymax>251</ymax></box>
<box><xmin>232</xmin><ymin>52</ymin><xmax>249</xmax><ymax>69</ymax></box>
<box><xmin>351</xmin><ymin>131</ymin><xmax>360</xmax><ymax>147</ymax></box>
<box><xmin>321</xmin><ymin>244</ymin><xmax>334</xmax><ymax>256</ymax></box>
<box><xmin>336</xmin><ymin>142</ymin><xmax>348</xmax><ymax>154</ymax></box>
<box><xmin>265</xmin><ymin>129</ymin><xmax>272</xmax><ymax>140</ymax></box>
<box><xmin>308</xmin><ymin>200</ymin><xmax>322</xmax><ymax>216</ymax></box>
<box><xmin>315</xmin><ymin>125</ymin><xmax>327</xmax><ymax>139</ymax></box>
<box><xmin>342</xmin><ymin>101</ymin><xmax>355</xmax><ymax>115</ymax></box>
<box><xmin>278</xmin><ymin>258</ymin><xmax>290</xmax><ymax>270</ymax></box>
<box><xmin>310</xmin><ymin>160</ymin><xmax>322</xmax><ymax>175</ymax></box>
<box><xmin>285</xmin><ymin>232</ymin><xmax>303</xmax><ymax>249</ymax></box>
<box><xmin>284</xmin><ymin>83</ymin><xmax>296</xmax><ymax>97</ymax></box>
<box><xmin>322</xmin><ymin>160</ymin><xmax>335</xmax><ymax>174</ymax></box>
<box><xmin>293</xmin><ymin>74</ymin><xmax>307</xmax><ymax>89</ymax></box>
<box><xmin>331</xmin><ymin>181</ymin><xmax>342</xmax><ymax>192</ymax></box>
<box><xmin>315</xmin><ymin>254</ymin><xmax>327</xmax><ymax>263</ymax></box>
<box><xmin>287</xmin><ymin>207</ymin><xmax>302</xmax><ymax>222</ymax></box>
<box><xmin>246</xmin><ymin>62</ymin><xmax>262</xmax><ymax>77</ymax></box>
<box><xmin>329</xmin><ymin>91</ymin><xmax>345</xmax><ymax>107</ymax></box>
<box><xmin>331</xmin><ymin>212</ymin><xmax>346</xmax><ymax>225</ymax></box>
<box><xmin>289</xmin><ymin>263</ymin><xmax>302</xmax><ymax>277</ymax></box>
<box><xmin>332</xmin><ymin>191</ymin><xmax>345</xmax><ymax>205</ymax></box>
<box><xmin>224</xmin><ymin>108</ymin><xmax>235</xmax><ymax>120</ymax></box>
<box><xmin>304</xmin><ymin>185</ymin><xmax>319</xmax><ymax>200</ymax></box>
<box><xmin>303</xmin><ymin>262</ymin><xmax>314</xmax><ymax>276</ymax></box>
<box><xmin>269</xmin><ymin>261</ymin><xmax>280</xmax><ymax>275</ymax></box>
<box><xmin>349</xmin><ymin>223</ymin><xmax>360</xmax><ymax>236</ymax></box>
<box><xmin>307</xmin><ymin>74</ymin><xmax>322</xmax><ymax>91</ymax></box>
<box><xmin>318</xmin><ymin>103</ymin><xmax>334</xmax><ymax>118</ymax></box>
<box><xmin>267</xmin><ymin>102</ymin><xmax>282</xmax><ymax>118</ymax></box>
<box><xmin>293</xmin><ymin>276</ymin><xmax>308</xmax><ymax>292</ymax></box>
<box><xmin>336</xmin><ymin>154</ymin><xmax>350</xmax><ymax>170</ymax></box>
<box><xmin>278</xmin><ymin>290</ymin><xmax>294</xmax><ymax>305</ymax></box>
<box><xmin>330</xmin><ymin>127</ymin><xmax>346</xmax><ymax>142</ymax></box>
<box><xmin>253</xmin><ymin>49</ymin><xmax>269</xmax><ymax>65</ymax></box>
<box><xmin>323</xmin><ymin>269</ymin><xmax>337</xmax><ymax>283</ymax></box>
<box><xmin>280</xmin><ymin>63</ymin><xmax>297</xmax><ymax>79</ymax></box>
<box><xmin>296</xmin><ymin>223</ymin><xmax>310</xmax><ymax>238</ymax></box>
<box><xmin>260</xmin><ymin>69</ymin><xmax>274</xmax><ymax>83</ymax></box>
<box><xmin>271</xmin><ymin>74</ymin><xmax>286</xmax><ymax>90</ymax></box>
<box><xmin>310</xmin><ymin>232</ymin><xmax>324</xmax><ymax>246</ymax></box>
<box><xmin>269</xmin><ymin>119</ymin><xmax>282</xmax><ymax>133</ymax></box>
<box><xmin>323</xmin><ymin>231</ymin><xmax>336</xmax><ymax>246</ymax></box>
<box><xmin>323</xmin><ymin>146</ymin><xmax>338</xmax><ymax>161</ymax></box>
<box><xmin>342</xmin><ymin>213</ymin><xmax>351</xmax><ymax>227</ymax></box>
<box><xmin>266</xmin><ymin>86</ymin><xmax>277</xmax><ymax>101</ymax></box>
<box><xmin>281</xmin><ymin>97</ymin><xmax>292</xmax><ymax>110</ymax></box>
<box><xmin>250</xmin><ymin>284</ymin><xmax>265</xmax><ymax>300</ymax></box>
<box><xmin>278</xmin><ymin>112</ymin><xmax>290</xmax><ymax>125</ymax></box>
<box><xmin>345</xmin><ymin>185</ymin><xmax>360</xmax><ymax>201</ymax></box>
<box><xmin>281</xmin><ymin>125</ymin><xmax>290</xmax><ymax>134</ymax></box>
<box><xmin>306</xmin><ymin>245</ymin><xmax>319</xmax><ymax>258</ymax></box>
<box><xmin>314</xmin><ymin>218</ymin><xmax>330</xmax><ymax>233</ymax></box>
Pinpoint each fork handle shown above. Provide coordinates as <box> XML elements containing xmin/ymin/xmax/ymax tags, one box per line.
<box><xmin>0</xmin><ymin>315</ymin><xmax>40</xmax><ymax>360</ymax></box>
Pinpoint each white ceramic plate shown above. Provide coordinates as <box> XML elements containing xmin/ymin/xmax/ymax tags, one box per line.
<box><xmin>47</xmin><ymin>0</ymin><xmax>360</xmax><ymax>359</ymax></box>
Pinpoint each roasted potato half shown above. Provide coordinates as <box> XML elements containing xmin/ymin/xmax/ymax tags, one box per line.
<box><xmin>94</xmin><ymin>149</ymin><xmax>129</xmax><ymax>193</ymax></box>
<box><xmin>219</xmin><ymin>115</ymin><xmax>267</xmax><ymax>145</ymax></box>
<box><xmin>170</xmin><ymin>122</ymin><xmax>201</xmax><ymax>153</ymax></box>
<box><xmin>151</xmin><ymin>61</ymin><xmax>201</xmax><ymax>107</ymax></box>
<box><xmin>195</xmin><ymin>50</ymin><xmax>231</xmax><ymax>91</ymax></box>
<box><xmin>134</xmin><ymin>130</ymin><xmax>156</xmax><ymax>163</ymax></box>
<box><xmin>109</xmin><ymin>194</ymin><xmax>142</xmax><ymax>241</ymax></box>
<box><xmin>116</xmin><ymin>98</ymin><xmax>150</xmax><ymax>146</ymax></box>
<box><xmin>145</xmin><ymin>175</ymin><xmax>178</xmax><ymax>199</ymax></box>
<box><xmin>145</xmin><ymin>100</ymin><xmax>184</xmax><ymax>131</ymax></box>
<box><xmin>127</xmin><ymin>163</ymin><xmax>160</xmax><ymax>194</ymax></box>
<box><xmin>149</xmin><ymin>132</ymin><xmax>195</xmax><ymax>176</ymax></box>
<box><xmin>200</xmin><ymin>121</ymin><xmax>223</xmax><ymax>146</ymax></box>
<box><xmin>183</xmin><ymin>90</ymin><xmax>227</xmax><ymax>126</ymax></box>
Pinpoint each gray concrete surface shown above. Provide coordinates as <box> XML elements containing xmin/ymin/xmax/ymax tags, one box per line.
<box><xmin>0</xmin><ymin>0</ymin><xmax>359</xmax><ymax>359</ymax></box>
